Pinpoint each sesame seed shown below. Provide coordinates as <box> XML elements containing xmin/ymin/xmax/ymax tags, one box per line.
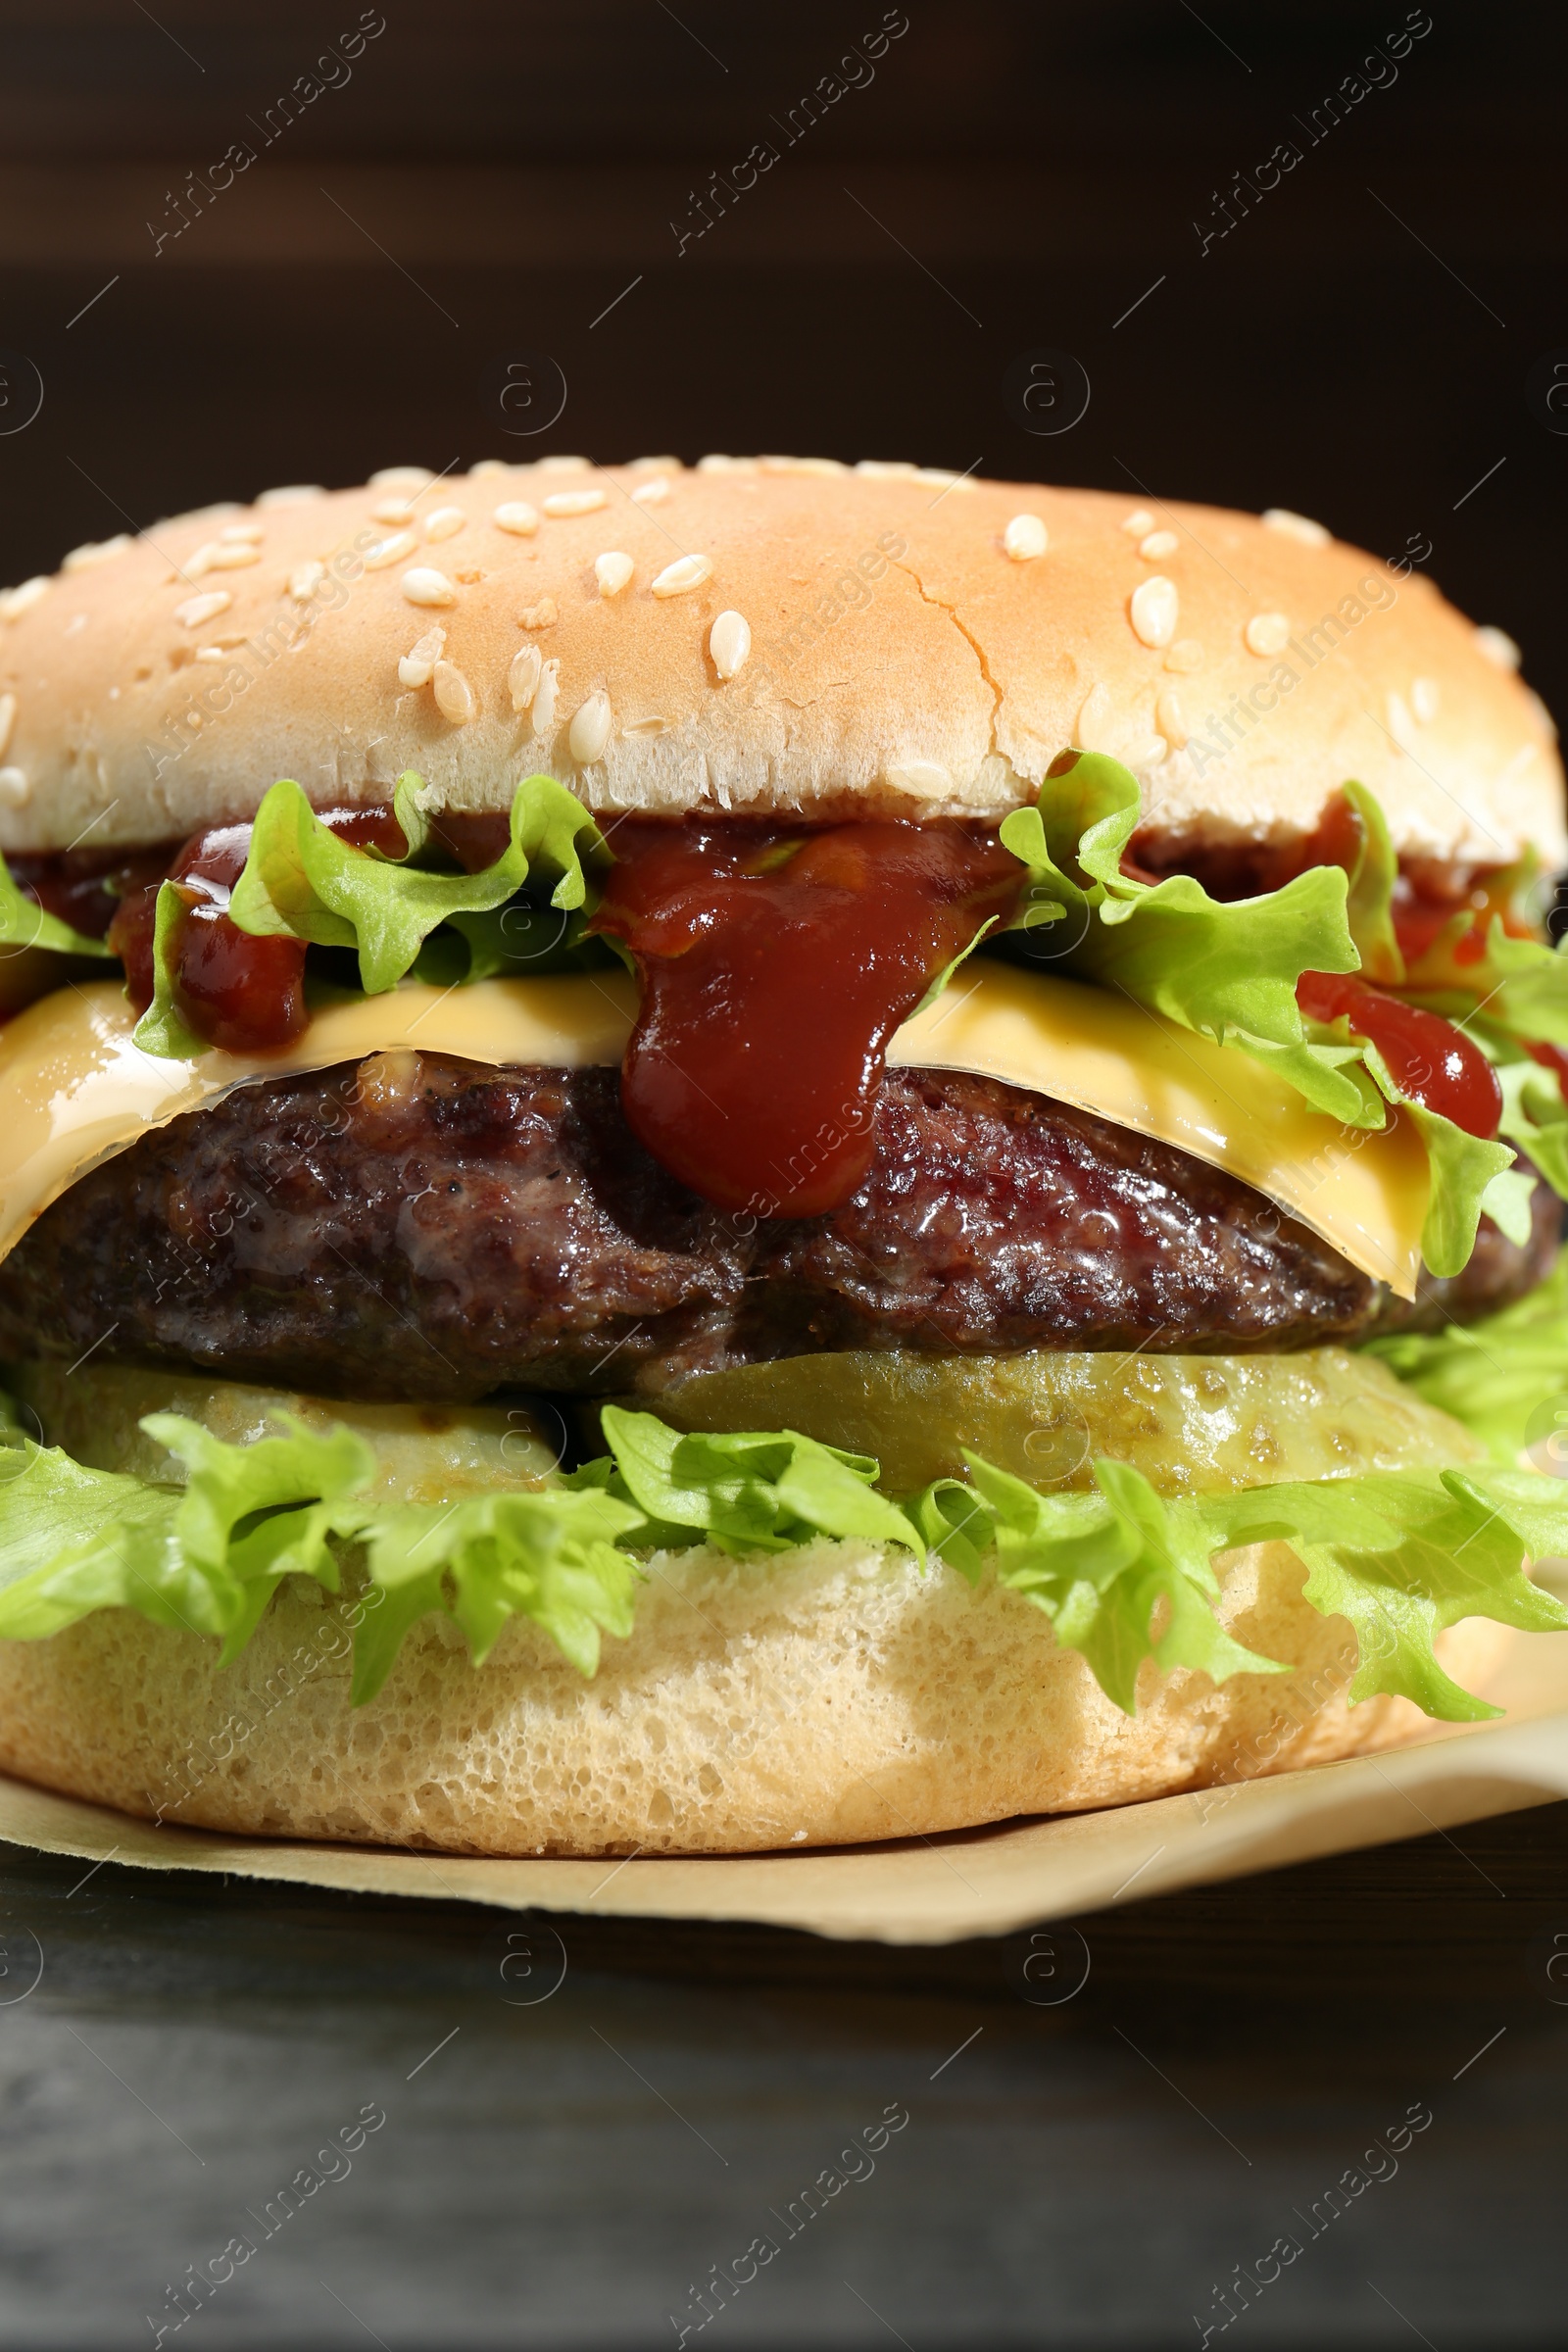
<box><xmin>886</xmin><ymin>760</ymin><xmax>953</xmax><ymax>799</ymax></box>
<box><xmin>1076</xmin><ymin>684</ymin><xmax>1116</xmax><ymax>751</ymax></box>
<box><xmin>194</xmin><ymin>647</ymin><xmax>227</xmax><ymax>664</ymax></box>
<box><xmin>62</xmin><ymin>534</ymin><xmax>133</xmax><ymax>572</ymax></box>
<box><xmin>531</xmin><ymin>659</ymin><xmax>560</xmax><ymax>734</ymax></box>
<box><xmin>423</xmin><ymin>506</ymin><xmax>467</xmax><ymax>541</ymax></box>
<box><xmin>760</xmin><ymin>455</ymin><xmax>850</xmax><ymax>476</ymax></box>
<box><xmin>517</xmin><ymin>596</ymin><xmax>558</xmax><ymax>630</ymax></box>
<box><xmin>856</xmin><ymin>460</ymin><xmax>921</xmax><ymax>480</ymax></box>
<box><xmin>697</xmin><ymin>455</ymin><xmax>759</xmax><ymax>472</ymax></box>
<box><xmin>628</xmin><ymin>477</ymin><xmax>670</xmax><ymax>507</ymax></box>
<box><xmin>1386</xmin><ymin>690</ymin><xmax>1420</xmax><ymax>753</ymax></box>
<box><xmin>508</xmin><ymin>644</ymin><xmax>543</xmax><ymax>713</ymax></box>
<box><xmin>1164</xmin><ymin>639</ymin><xmax>1203</xmax><ymax>673</ymax></box>
<box><xmin>1261</xmin><ymin>508</ymin><xmax>1330</xmax><ymax>546</ymax></box>
<box><xmin>400</xmin><ymin>567</ymin><xmax>457</xmax><ymax>608</ymax></box>
<box><xmin>543</xmin><ymin>489</ymin><xmax>609</xmax><ymax>518</ymax></box>
<box><xmin>1138</xmin><ymin>530</ymin><xmax>1179</xmax><ymax>561</ymax></box>
<box><xmin>367</xmin><ymin>531</ymin><xmax>419</xmax><ymax>571</ymax></box>
<box><xmin>595</xmin><ymin>551</ymin><xmax>634</xmax><ymax>598</ymax></box>
<box><xmin>1131</xmin><ymin>735</ymin><xmax>1168</xmax><ymax>767</ymax></box>
<box><xmin>187</xmin><ymin>538</ymin><xmax>261</xmax><ymax>575</ymax></box>
<box><xmin>1120</xmin><ymin>509</ymin><xmax>1155</xmax><ymax>536</ymax></box>
<box><xmin>1003</xmin><ymin>514</ymin><xmax>1049</xmax><ymax>562</ymax></box>
<box><xmin>1244</xmin><ymin>612</ymin><xmax>1291</xmax><ymax>658</ymax></box>
<box><xmin>1129</xmin><ymin>575</ymin><xmax>1178</xmax><ymax>649</ymax></box>
<box><xmin>0</xmin><ymin>577</ymin><xmax>50</xmax><ymax>621</ymax></box>
<box><xmin>536</xmin><ymin>456</ymin><xmax>592</xmax><ymax>473</ymax></box>
<box><xmin>172</xmin><ymin>501</ymin><xmax>244</xmax><ymax>527</ymax></box>
<box><xmin>398</xmin><ymin>625</ymin><xmax>446</xmax><ymax>688</ymax></box>
<box><xmin>0</xmin><ymin>696</ymin><xmax>14</xmax><ymax>759</ymax></box>
<box><xmin>493</xmin><ymin>502</ymin><xmax>540</xmax><ymax>536</ymax></box>
<box><xmin>369</xmin><ymin>466</ymin><xmax>434</xmax><ymax>491</ymax></box>
<box><xmin>1475</xmin><ymin>624</ymin><xmax>1521</xmax><ymax>671</ymax></box>
<box><xmin>1410</xmin><ymin>676</ymin><xmax>1439</xmax><ymax>723</ymax></box>
<box><xmin>1154</xmin><ymin>690</ymin><xmax>1188</xmax><ymax>749</ymax></box>
<box><xmin>371</xmin><ymin>497</ymin><xmax>416</xmax><ymax>525</ymax></box>
<box><xmin>288</xmin><ymin>560</ymin><xmax>326</xmax><ymax>604</ymax></box>
<box><xmin>710</xmin><ymin>610</ymin><xmax>751</xmax><ymax>680</ymax></box>
<box><xmin>628</xmin><ymin>457</ymin><xmax>679</xmax><ymax>471</ymax></box>
<box><xmin>256</xmin><ymin>484</ymin><xmax>325</xmax><ymax>507</ymax></box>
<box><xmin>568</xmin><ymin>689</ymin><xmax>612</xmax><ymax>764</ymax></box>
<box><xmin>652</xmin><ymin>553</ymin><xmax>712</xmax><ymax>598</ymax></box>
<box><xmin>219</xmin><ymin>522</ymin><xmax>266</xmax><ymax>545</ymax></box>
<box><xmin>0</xmin><ymin>768</ymin><xmax>29</xmax><ymax>808</ymax></box>
<box><xmin>433</xmin><ymin>660</ymin><xmax>477</xmax><ymax>725</ymax></box>
<box><xmin>174</xmin><ymin>589</ymin><xmax>233</xmax><ymax>628</ymax></box>
<box><xmin>468</xmin><ymin>459</ymin><xmax>508</xmax><ymax>478</ymax></box>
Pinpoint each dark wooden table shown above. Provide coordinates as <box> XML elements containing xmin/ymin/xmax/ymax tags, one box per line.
<box><xmin>0</xmin><ymin>1803</ymin><xmax>1563</xmax><ymax>2349</ymax></box>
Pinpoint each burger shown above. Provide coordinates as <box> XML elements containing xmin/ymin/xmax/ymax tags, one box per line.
<box><xmin>0</xmin><ymin>456</ymin><xmax>1563</xmax><ymax>1859</ymax></box>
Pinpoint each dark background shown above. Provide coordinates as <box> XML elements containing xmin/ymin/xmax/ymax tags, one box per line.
<box><xmin>2</xmin><ymin>3</ymin><xmax>1567</xmax><ymax>2343</ymax></box>
<box><xmin>2</xmin><ymin>1</ymin><xmax>1566</xmax><ymax>714</ymax></box>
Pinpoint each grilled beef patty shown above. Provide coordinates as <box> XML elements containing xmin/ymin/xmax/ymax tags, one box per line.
<box><xmin>0</xmin><ymin>1054</ymin><xmax>1549</xmax><ymax>1399</ymax></box>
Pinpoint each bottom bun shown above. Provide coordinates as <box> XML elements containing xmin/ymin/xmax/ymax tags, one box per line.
<box><xmin>0</xmin><ymin>1541</ymin><xmax>1508</xmax><ymax>1856</ymax></box>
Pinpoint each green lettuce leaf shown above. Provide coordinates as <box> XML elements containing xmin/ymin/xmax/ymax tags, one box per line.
<box><xmin>996</xmin><ymin>752</ymin><xmax>1361</xmax><ymax>1060</ymax></box>
<box><xmin>1401</xmin><ymin>1098</ymin><xmax>1518</xmax><ymax>1275</ymax></box>
<box><xmin>141</xmin><ymin>1410</ymin><xmax>372</xmax><ymax>1661</ymax></box>
<box><xmin>130</xmin><ymin>880</ymin><xmax>206</xmax><ymax>1058</ymax></box>
<box><xmin>0</xmin><ymin>852</ymin><xmax>116</xmax><ymax>961</ymax></box>
<box><xmin>915</xmin><ymin>1449</ymin><xmax>1568</xmax><ymax>1721</ymax></box>
<box><xmin>350</xmin><ymin>1485</ymin><xmax>647</xmax><ymax>1700</ymax></box>
<box><xmin>1365</xmin><ymin>1247</ymin><xmax>1568</xmax><ymax>1467</ymax></box>
<box><xmin>0</xmin><ymin>1409</ymin><xmax>372</xmax><ymax>1647</ymax></box>
<box><xmin>914</xmin><ymin>1451</ymin><xmax>1284</xmax><ymax>1714</ymax></box>
<box><xmin>411</xmin><ymin>901</ymin><xmax>612</xmax><ymax>987</ymax></box>
<box><xmin>1495</xmin><ymin>1056</ymin><xmax>1568</xmax><ymax>1201</ymax></box>
<box><xmin>994</xmin><ymin>757</ymin><xmax>1519</xmax><ymax>1273</ymax></box>
<box><xmin>1338</xmin><ymin>778</ymin><xmax>1405</xmax><ymax>986</ymax></box>
<box><xmin>0</xmin><ymin>1385</ymin><xmax>1561</xmax><ymax>1726</ymax></box>
<box><xmin>1404</xmin><ymin>907</ymin><xmax>1568</xmax><ymax>1053</ymax></box>
<box><xmin>1191</xmin><ymin>1467</ymin><xmax>1568</xmax><ymax>1720</ymax></box>
<box><xmin>227</xmin><ymin>770</ymin><xmax>607</xmax><ymax>994</ymax></box>
<box><xmin>594</xmin><ymin>1404</ymin><xmax>926</xmax><ymax>1559</ymax></box>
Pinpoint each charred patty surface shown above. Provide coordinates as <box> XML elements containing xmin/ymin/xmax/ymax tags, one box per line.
<box><xmin>0</xmin><ymin>1054</ymin><xmax>1544</xmax><ymax>1398</ymax></box>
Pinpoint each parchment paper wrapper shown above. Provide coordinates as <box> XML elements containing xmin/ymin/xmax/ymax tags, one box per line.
<box><xmin>0</xmin><ymin>1633</ymin><xmax>1564</xmax><ymax>1943</ymax></box>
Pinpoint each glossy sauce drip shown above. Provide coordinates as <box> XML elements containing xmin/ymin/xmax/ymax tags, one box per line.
<box><xmin>1296</xmin><ymin>970</ymin><xmax>1501</xmax><ymax>1138</ymax></box>
<box><xmin>589</xmin><ymin>817</ymin><xmax>1025</xmax><ymax>1216</ymax></box>
<box><xmin>111</xmin><ymin>806</ymin><xmax>410</xmax><ymax>1054</ymax></box>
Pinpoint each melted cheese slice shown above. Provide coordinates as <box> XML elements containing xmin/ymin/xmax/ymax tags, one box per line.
<box><xmin>0</xmin><ymin>967</ymin><xmax>1427</xmax><ymax>1296</ymax></box>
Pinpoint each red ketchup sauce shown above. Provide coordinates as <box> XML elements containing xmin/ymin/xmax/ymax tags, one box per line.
<box><xmin>589</xmin><ymin>817</ymin><xmax>1025</xmax><ymax>1216</ymax></box>
<box><xmin>1295</xmin><ymin>970</ymin><xmax>1501</xmax><ymax>1138</ymax></box>
<box><xmin>110</xmin><ymin>805</ymin><xmax>409</xmax><ymax>1055</ymax></box>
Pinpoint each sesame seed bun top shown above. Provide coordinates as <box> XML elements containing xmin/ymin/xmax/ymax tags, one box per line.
<box><xmin>0</xmin><ymin>456</ymin><xmax>1559</xmax><ymax>868</ymax></box>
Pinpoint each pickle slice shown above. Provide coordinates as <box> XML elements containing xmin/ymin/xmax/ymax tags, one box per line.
<box><xmin>8</xmin><ymin>1360</ymin><xmax>564</xmax><ymax>1503</ymax></box>
<box><xmin>611</xmin><ymin>1348</ymin><xmax>1483</xmax><ymax>1497</ymax></box>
